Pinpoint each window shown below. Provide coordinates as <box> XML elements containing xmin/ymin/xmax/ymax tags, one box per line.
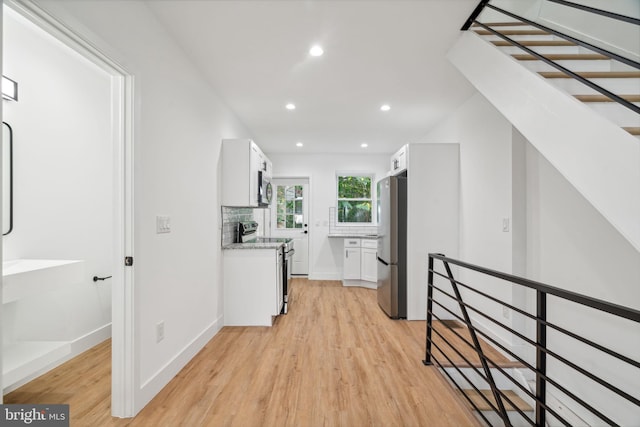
<box><xmin>276</xmin><ymin>184</ymin><xmax>304</xmax><ymax>229</ymax></box>
<box><xmin>337</xmin><ymin>174</ymin><xmax>373</xmax><ymax>224</ymax></box>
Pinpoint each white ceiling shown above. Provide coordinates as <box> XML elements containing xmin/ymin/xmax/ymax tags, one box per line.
<box><xmin>148</xmin><ymin>0</ymin><xmax>478</xmax><ymax>154</ymax></box>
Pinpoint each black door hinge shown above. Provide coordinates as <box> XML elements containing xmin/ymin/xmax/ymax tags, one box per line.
<box><xmin>125</xmin><ymin>256</ymin><xmax>134</xmax><ymax>266</ymax></box>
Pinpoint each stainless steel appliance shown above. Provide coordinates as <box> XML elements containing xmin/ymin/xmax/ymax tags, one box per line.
<box><xmin>260</xmin><ymin>237</ymin><xmax>295</xmax><ymax>314</ymax></box>
<box><xmin>257</xmin><ymin>171</ymin><xmax>272</xmax><ymax>207</ymax></box>
<box><xmin>282</xmin><ymin>239</ymin><xmax>295</xmax><ymax>314</ymax></box>
<box><xmin>377</xmin><ymin>175</ymin><xmax>407</xmax><ymax>318</ymax></box>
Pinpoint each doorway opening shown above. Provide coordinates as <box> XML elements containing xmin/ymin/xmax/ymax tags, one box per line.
<box><xmin>271</xmin><ymin>177</ymin><xmax>310</xmax><ymax>276</ymax></box>
<box><xmin>1</xmin><ymin>1</ymin><xmax>134</xmax><ymax>417</ymax></box>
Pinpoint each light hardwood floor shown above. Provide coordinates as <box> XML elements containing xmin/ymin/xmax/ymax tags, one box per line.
<box><xmin>5</xmin><ymin>279</ymin><xmax>482</xmax><ymax>427</ymax></box>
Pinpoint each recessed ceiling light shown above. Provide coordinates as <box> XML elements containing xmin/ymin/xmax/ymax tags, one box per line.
<box><xmin>380</xmin><ymin>104</ymin><xmax>391</xmax><ymax>112</ymax></box>
<box><xmin>361</xmin><ymin>143</ymin><xmax>368</xmax><ymax>148</ymax></box>
<box><xmin>286</xmin><ymin>103</ymin><xmax>296</xmax><ymax>110</ymax></box>
<box><xmin>296</xmin><ymin>142</ymin><xmax>303</xmax><ymax>147</ymax></box>
<box><xmin>309</xmin><ymin>45</ymin><xmax>324</xmax><ymax>57</ymax></box>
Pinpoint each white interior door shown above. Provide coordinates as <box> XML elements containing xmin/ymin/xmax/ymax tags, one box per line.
<box><xmin>271</xmin><ymin>178</ymin><xmax>309</xmax><ymax>275</ymax></box>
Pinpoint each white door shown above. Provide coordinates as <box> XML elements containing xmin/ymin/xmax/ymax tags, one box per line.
<box><xmin>271</xmin><ymin>178</ymin><xmax>309</xmax><ymax>275</ymax></box>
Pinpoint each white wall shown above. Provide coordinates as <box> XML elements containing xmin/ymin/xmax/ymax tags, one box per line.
<box><xmin>419</xmin><ymin>92</ymin><xmax>516</xmax><ymax>346</ymax></box>
<box><xmin>268</xmin><ymin>153</ymin><xmax>388</xmax><ymax>280</ymax></box>
<box><xmin>3</xmin><ymin>8</ymin><xmax>112</xmax><ymax>344</ymax></box>
<box><xmin>482</xmin><ymin>0</ymin><xmax>544</xmax><ymax>22</ymax></box>
<box><xmin>525</xmin><ymin>142</ymin><xmax>640</xmax><ymax>426</ymax></box>
<box><xmin>29</xmin><ymin>0</ymin><xmax>250</xmax><ymax>415</ymax></box>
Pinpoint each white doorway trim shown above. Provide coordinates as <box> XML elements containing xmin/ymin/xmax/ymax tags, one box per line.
<box><xmin>3</xmin><ymin>0</ymin><xmax>136</xmax><ymax>417</ymax></box>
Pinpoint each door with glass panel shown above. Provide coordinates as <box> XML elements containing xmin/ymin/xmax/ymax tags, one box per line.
<box><xmin>271</xmin><ymin>178</ymin><xmax>309</xmax><ymax>275</ymax></box>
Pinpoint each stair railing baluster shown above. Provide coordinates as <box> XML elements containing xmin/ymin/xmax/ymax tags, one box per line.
<box><xmin>536</xmin><ymin>291</ymin><xmax>547</xmax><ymax>427</ymax></box>
<box><xmin>472</xmin><ymin>21</ymin><xmax>640</xmax><ymax>115</ymax></box>
<box><xmin>426</xmin><ymin>253</ymin><xmax>640</xmax><ymax>426</ymax></box>
<box><xmin>441</xmin><ymin>259</ymin><xmax>513</xmax><ymax>427</ymax></box>
<box><xmin>423</xmin><ymin>254</ymin><xmax>436</xmax><ymax>366</ymax></box>
<box><xmin>461</xmin><ymin>0</ymin><xmax>490</xmax><ymax>31</ymax></box>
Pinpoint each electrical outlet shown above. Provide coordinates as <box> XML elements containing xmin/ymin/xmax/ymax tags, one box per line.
<box><xmin>156</xmin><ymin>321</ymin><xmax>165</xmax><ymax>343</ymax></box>
<box><xmin>502</xmin><ymin>218</ymin><xmax>510</xmax><ymax>232</ymax></box>
<box><xmin>502</xmin><ymin>306</ymin><xmax>510</xmax><ymax>319</ymax></box>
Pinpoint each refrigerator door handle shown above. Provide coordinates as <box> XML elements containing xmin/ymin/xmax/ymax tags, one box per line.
<box><xmin>377</xmin><ymin>257</ymin><xmax>389</xmax><ymax>266</ymax></box>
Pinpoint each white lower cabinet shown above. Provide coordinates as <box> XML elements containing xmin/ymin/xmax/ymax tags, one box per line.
<box><xmin>342</xmin><ymin>238</ymin><xmax>377</xmax><ymax>289</ymax></box>
<box><xmin>223</xmin><ymin>248</ymin><xmax>281</xmax><ymax>326</ymax></box>
<box><xmin>343</xmin><ymin>248</ymin><xmax>361</xmax><ymax>280</ymax></box>
<box><xmin>360</xmin><ymin>246</ymin><xmax>377</xmax><ymax>283</ymax></box>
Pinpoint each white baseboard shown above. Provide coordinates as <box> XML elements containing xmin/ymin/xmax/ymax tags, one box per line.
<box><xmin>341</xmin><ymin>279</ymin><xmax>376</xmax><ymax>290</ymax></box>
<box><xmin>70</xmin><ymin>323</ymin><xmax>112</xmax><ymax>354</ymax></box>
<box><xmin>136</xmin><ymin>315</ymin><xmax>223</xmax><ymax>413</ymax></box>
<box><xmin>308</xmin><ymin>272</ymin><xmax>341</xmax><ymax>281</ymax></box>
<box><xmin>3</xmin><ymin>323</ymin><xmax>112</xmax><ymax>394</ymax></box>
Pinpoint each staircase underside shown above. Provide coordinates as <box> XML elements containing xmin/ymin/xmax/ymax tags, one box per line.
<box><xmin>447</xmin><ymin>31</ymin><xmax>640</xmax><ymax>252</ymax></box>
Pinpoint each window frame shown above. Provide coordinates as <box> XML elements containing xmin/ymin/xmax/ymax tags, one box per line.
<box><xmin>335</xmin><ymin>172</ymin><xmax>376</xmax><ymax>226</ymax></box>
<box><xmin>275</xmin><ymin>183</ymin><xmax>305</xmax><ymax>230</ymax></box>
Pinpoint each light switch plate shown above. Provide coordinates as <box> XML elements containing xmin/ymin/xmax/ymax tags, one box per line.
<box><xmin>156</xmin><ymin>321</ymin><xmax>165</xmax><ymax>342</ymax></box>
<box><xmin>156</xmin><ymin>215</ymin><xmax>171</xmax><ymax>234</ymax></box>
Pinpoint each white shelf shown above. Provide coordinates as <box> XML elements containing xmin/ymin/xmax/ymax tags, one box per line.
<box><xmin>2</xmin><ymin>259</ymin><xmax>84</xmax><ymax>304</ymax></box>
<box><xmin>3</xmin><ymin>341</ymin><xmax>71</xmax><ymax>389</ymax></box>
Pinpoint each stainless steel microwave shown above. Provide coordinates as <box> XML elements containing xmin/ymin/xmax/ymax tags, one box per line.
<box><xmin>258</xmin><ymin>171</ymin><xmax>272</xmax><ymax>206</ymax></box>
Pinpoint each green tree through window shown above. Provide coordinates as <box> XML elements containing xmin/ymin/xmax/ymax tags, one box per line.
<box><xmin>277</xmin><ymin>185</ymin><xmax>304</xmax><ymax>229</ymax></box>
<box><xmin>337</xmin><ymin>175</ymin><xmax>372</xmax><ymax>223</ymax></box>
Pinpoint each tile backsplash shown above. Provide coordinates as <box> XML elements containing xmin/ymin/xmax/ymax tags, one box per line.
<box><xmin>221</xmin><ymin>207</ymin><xmax>271</xmax><ymax>245</ymax></box>
<box><xmin>328</xmin><ymin>207</ymin><xmax>377</xmax><ymax>236</ymax></box>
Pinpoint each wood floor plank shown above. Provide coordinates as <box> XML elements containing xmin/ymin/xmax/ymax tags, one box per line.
<box><xmin>5</xmin><ymin>279</ymin><xmax>482</xmax><ymax>427</ymax></box>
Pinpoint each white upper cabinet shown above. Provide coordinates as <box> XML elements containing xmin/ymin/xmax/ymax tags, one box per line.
<box><xmin>222</xmin><ymin>139</ymin><xmax>271</xmax><ymax>207</ymax></box>
<box><xmin>390</xmin><ymin>144</ymin><xmax>407</xmax><ymax>175</ymax></box>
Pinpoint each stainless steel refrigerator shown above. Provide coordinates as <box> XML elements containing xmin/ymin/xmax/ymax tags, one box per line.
<box><xmin>377</xmin><ymin>175</ymin><xmax>407</xmax><ymax>319</ymax></box>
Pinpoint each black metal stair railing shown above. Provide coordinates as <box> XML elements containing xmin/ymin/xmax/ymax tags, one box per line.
<box><xmin>461</xmin><ymin>0</ymin><xmax>640</xmax><ymax>115</ymax></box>
<box><xmin>423</xmin><ymin>253</ymin><xmax>640</xmax><ymax>427</ymax></box>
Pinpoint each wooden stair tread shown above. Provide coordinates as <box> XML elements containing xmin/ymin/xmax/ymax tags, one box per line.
<box><xmin>474</xmin><ymin>29</ymin><xmax>549</xmax><ymax>36</ymax></box>
<box><xmin>540</xmin><ymin>71</ymin><xmax>640</xmax><ymax>79</ymax></box>
<box><xmin>492</xmin><ymin>40</ymin><xmax>575</xmax><ymax>47</ymax></box>
<box><xmin>513</xmin><ymin>53</ymin><xmax>609</xmax><ymax>61</ymax></box>
<box><xmin>575</xmin><ymin>94</ymin><xmax>640</xmax><ymax>102</ymax></box>
<box><xmin>624</xmin><ymin>127</ymin><xmax>640</xmax><ymax>135</ymax></box>
<box><xmin>429</xmin><ymin>320</ymin><xmax>526</xmax><ymax>369</ymax></box>
<box><xmin>457</xmin><ymin>389</ymin><xmax>533</xmax><ymax>412</ymax></box>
